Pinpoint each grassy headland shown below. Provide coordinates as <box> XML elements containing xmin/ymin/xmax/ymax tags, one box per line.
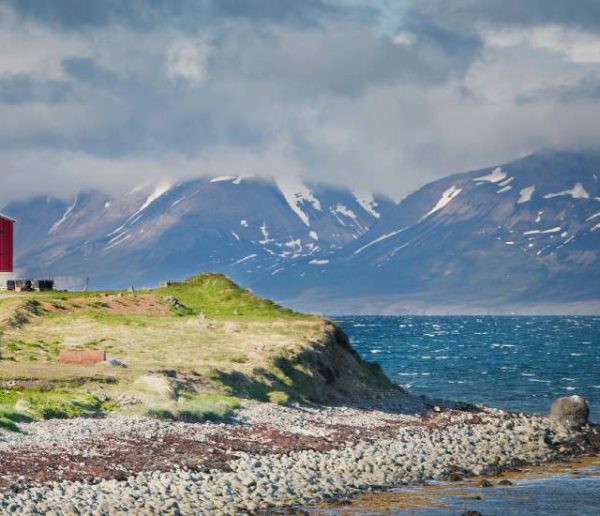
<box><xmin>0</xmin><ymin>273</ymin><xmax>394</xmax><ymax>430</ymax></box>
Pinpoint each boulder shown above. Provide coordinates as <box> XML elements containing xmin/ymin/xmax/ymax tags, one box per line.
<box><xmin>549</xmin><ymin>395</ymin><xmax>589</xmax><ymax>428</ymax></box>
<box><xmin>105</xmin><ymin>358</ymin><xmax>126</xmax><ymax>367</ymax></box>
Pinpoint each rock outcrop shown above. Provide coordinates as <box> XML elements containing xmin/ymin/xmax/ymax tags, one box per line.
<box><xmin>549</xmin><ymin>395</ymin><xmax>590</xmax><ymax>428</ymax></box>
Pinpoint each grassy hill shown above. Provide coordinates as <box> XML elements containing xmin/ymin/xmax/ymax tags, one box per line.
<box><xmin>0</xmin><ymin>274</ymin><xmax>396</xmax><ymax>430</ymax></box>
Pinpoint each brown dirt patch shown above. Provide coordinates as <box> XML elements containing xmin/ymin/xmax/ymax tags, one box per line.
<box><xmin>43</xmin><ymin>295</ymin><xmax>168</xmax><ymax>316</ymax></box>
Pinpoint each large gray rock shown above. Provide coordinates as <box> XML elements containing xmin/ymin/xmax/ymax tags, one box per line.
<box><xmin>549</xmin><ymin>395</ymin><xmax>590</xmax><ymax>428</ymax></box>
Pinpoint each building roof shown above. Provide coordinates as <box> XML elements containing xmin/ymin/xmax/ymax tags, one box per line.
<box><xmin>0</xmin><ymin>212</ymin><xmax>16</xmax><ymax>223</ymax></box>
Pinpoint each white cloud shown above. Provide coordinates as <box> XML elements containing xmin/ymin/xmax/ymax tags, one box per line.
<box><xmin>166</xmin><ymin>38</ymin><xmax>211</xmax><ymax>82</ymax></box>
<box><xmin>0</xmin><ymin>5</ymin><xmax>86</xmax><ymax>78</ymax></box>
<box><xmin>483</xmin><ymin>25</ymin><xmax>600</xmax><ymax>63</ymax></box>
<box><xmin>1</xmin><ymin>2</ymin><xmax>600</xmax><ymax>209</ymax></box>
<box><xmin>391</xmin><ymin>31</ymin><xmax>415</xmax><ymax>46</ymax></box>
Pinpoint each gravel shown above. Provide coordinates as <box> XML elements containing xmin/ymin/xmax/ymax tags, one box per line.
<box><xmin>0</xmin><ymin>400</ymin><xmax>597</xmax><ymax>515</ymax></box>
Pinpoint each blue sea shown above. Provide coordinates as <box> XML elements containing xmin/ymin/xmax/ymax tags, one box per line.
<box><xmin>327</xmin><ymin>315</ymin><xmax>600</xmax><ymax>515</ymax></box>
<box><xmin>334</xmin><ymin>316</ymin><xmax>600</xmax><ymax>420</ymax></box>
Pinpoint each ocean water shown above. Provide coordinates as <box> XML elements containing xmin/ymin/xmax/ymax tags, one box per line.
<box><xmin>315</xmin><ymin>459</ymin><xmax>600</xmax><ymax>515</ymax></box>
<box><xmin>334</xmin><ymin>316</ymin><xmax>600</xmax><ymax>420</ymax></box>
<box><xmin>323</xmin><ymin>315</ymin><xmax>600</xmax><ymax>515</ymax></box>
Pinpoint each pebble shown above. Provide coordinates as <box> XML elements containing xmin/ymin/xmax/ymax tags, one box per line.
<box><xmin>0</xmin><ymin>400</ymin><xmax>590</xmax><ymax>514</ymax></box>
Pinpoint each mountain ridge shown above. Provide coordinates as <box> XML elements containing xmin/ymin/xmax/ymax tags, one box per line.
<box><xmin>3</xmin><ymin>150</ymin><xmax>600</xmax><ymax>314</ymax></box>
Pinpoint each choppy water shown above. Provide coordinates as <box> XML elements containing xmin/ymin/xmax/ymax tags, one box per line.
<box><xmin>334</xmin><ymin>316</ymin><xmax>600</xmax><ymax>420</ymax></box>
<box><xmin>325</xmin><ymin>315</ymin><xmax>600</xmax><ymax>515</ymax></box>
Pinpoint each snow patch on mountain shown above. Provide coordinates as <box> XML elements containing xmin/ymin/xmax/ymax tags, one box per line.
<box><xmin>331</xmin><ymin>204</ymin><xmax>365</xmax><ymax>232</ymax></box>
<box><xmin>103</xmin><ymin>232</ymin><xmax>131</xmax><ymax>252</ymax></box>
<box><xmin>49</xmin><ymin>197</ymin><xmax>78</xmax><ymax>235</ymax></box>
<box><xmin>210</xmin><ymin>176</ymin><xmax>242</xmax><ymax>184</ymax></box>
<box><xmin>420</xmin><ymin>185</ymin><xmax>462</xmax><ymax>221</ymax></box>
<box><xmin>284</xmin><ymin>239</ymin><xmax>302</xmax><ymax>252</ymax></box>
<box><xmin>518</xmin><ymin>186</ymin><xmax>535</xmax><ymax>204</ymax></box>
<box><xmin>259</xmin><ymin>224</ymin><xmax>273</xmax><ymax>245</ymax></box>
<box><xmin>137</xmin><ymin>183</ymin><xmax>172</xmax><ymax>214</ymax></box>
<box><xmin>544</xmin><ymin>182</ymin><xmax>590</xmax><ymax>200</ymax></box>
<box><xmin>276</xmin><ymin>179</ymin><xmax>321</xmax><ymax>227</ymax></box>
<box><xmin>309</xmin><ymin>259</ymin><xmax>329</xmax><ymax>265</ymax></box>
<box><xmin>497</xmin><ymin>185</ymin><xmax>512</xmax><ymax>193</ymax></box>
<box><xmin>333</xmin><ymin>204</ymin><xmax>357</xmax><ymax>221</ymax></box>
<box><xmin>353</xmin><ymin>192</ymin><xmax>381</xmax><ymax>218</ymax></box>
<box><xmin>523</xmin><ymin>227</ymin><xmax>562</xmax><ymax>235</ymax></box>
<box><xmin>587</xmin><ymin>211</ymin><xmax>600</xmax><ymax>221</ymax></box>
<box><xmin>474</xmin><ymin>167</ymin><xmax>507</xmax><ymax>184</ymax></box>
<box><xmin>353</xmin><ymin>227</ymin><xmax>408</xmax><ymax>256</ymax></box>
<box><xmin>309</xmin><ymin>230</ymin><xmax>319</xmax><ymax>240</ymax></box>
<box><xmin>107</xmin><ymin>183</ymin><xmax>172</xmax><ymax>238</ymax></box>
<box><xmin>232</xmin><ymin>254</ymin><xmax>257</xmax><ymax>265</ymax></box>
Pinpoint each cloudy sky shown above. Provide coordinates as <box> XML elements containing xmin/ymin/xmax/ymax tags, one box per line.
<box><xmin>2</xmin><ymin>0</ymin><xmax>600</xmax><ymax>205</ymax></box>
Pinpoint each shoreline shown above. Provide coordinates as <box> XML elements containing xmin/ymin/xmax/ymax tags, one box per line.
<box><xmin>1</xmin><ymin>399</ymin><xmax>599</xmax><ymax>514</ymax></box>
<box><xmin>314</xmin><ymin>455</ymin><xmax>600</xmax><ymax>514</ymax></box>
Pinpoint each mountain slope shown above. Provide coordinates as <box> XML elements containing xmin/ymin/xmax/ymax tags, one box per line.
<box><xmin>4</xmin><ymin>177</ymin><xmax>393</xmax><ymax>290</ymax></box>
<box><xmin>254</xmin><ymin>150</ymin><xmax>600</xmax><ymax>313</ymax></box>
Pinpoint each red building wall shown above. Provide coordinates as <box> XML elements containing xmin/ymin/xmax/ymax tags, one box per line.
<box><xmin>0</xmin><ymin>216</ymin><xmax>14</xmax><ymax>272</ymax></box>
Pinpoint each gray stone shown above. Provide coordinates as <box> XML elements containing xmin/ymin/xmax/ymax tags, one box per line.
<box><xmin>104</xmin><ymin>358</ymin><xmax>126</xmax><ymax>368</ymax></box>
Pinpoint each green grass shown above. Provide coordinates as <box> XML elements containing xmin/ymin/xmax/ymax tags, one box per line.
<box><xmin>160</xmin><ymin>273</ymin><xmax>308</xmax><ymax>320</ymax></box>
<box><xmin>84</xmin><ymin>312</ymin><xmax>153</xmax><ymax>326</ymax></box>
<box><xmin>267</xmin><ymin>390</ymin><xmax>289</xmax><ymax>405</ymax></box>
<box><xmin>0</xmin><ymin>389</ymin><xmax>102</xmax><ymax>420</ymax></box>
<box><xmin>0</xmin><ymin>272</ymin><xmax>393</xmax><ymax>421</ymax></box>
<box><xmin>140</xmin><ymin>394</ymin><xmax>241</xmax><ymax>423</ymax></box>
<box><xmin>0</xmin><ymin>405</ymin><xmax>34</xmax><ymax>432</ymax></box>
<box><xmin>0</xmin><ymin>338</ymin><xmax>61</xmax><ymax>362</ymax></box>
<box><xmin>178</xmin><ymin>394</ymin><xmax>241</xmax><ymax>422</ymax></box>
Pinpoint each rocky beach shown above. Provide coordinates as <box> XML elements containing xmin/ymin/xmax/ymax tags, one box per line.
<box><xmin>1</xmin><ymin>279</ymin><xmax>599</xmax><ymax>514</ymax></box>
<box><xmin>1</xmin><ymin>396</ymin><xmax>599</xmax><ymax>515</ymax></box>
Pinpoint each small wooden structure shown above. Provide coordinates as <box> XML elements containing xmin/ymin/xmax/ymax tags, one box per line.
<box><xmin>58</xmin><ymin>350</ymin><xmax>106</xmax><ymax>365</ymax></box>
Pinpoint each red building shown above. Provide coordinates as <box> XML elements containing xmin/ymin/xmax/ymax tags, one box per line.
<box><xmin>0</xmin><ymin>212</ymin><xmax>15</xmax><ymax>289</ymax></box>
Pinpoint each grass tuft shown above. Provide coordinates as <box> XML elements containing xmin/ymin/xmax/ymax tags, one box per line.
<box><xmin>267</xmin><ymin>391</ymin><xmax>289</xmax><ymax>405</ymax></box>
<box><xmin>178</xmin><ymin>394</ymin><xmax>241</xmax><ymax>422</ymax></box>
<box><xmin>0</xmin><ymin>405</ymin><xmax>34</xmax><ymax>432</ymax></box>
<box><xmin>0</xmin><ymin>389</ymin><xmax>101</xmax><ymax>420</ymax></box>
<box><xmin>140</xmin><ymin>394</ymin><xmax>241</xmax><ymax>423</ymax></box>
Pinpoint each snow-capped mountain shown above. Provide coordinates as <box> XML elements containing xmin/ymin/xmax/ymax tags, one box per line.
<box><xmin>3</xmin><ymin>150</ymin><xmax>600</xmax><ymax>314</ymax></box>
<box><xmin>259</xmin><ymin>150</ymin><xmax>600</xmax><ymax>313</ymax></box>
<box><xmin>4</xmin><ymin>176</ymin><xmax>393</xmax><ymax>290</ymax></box>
